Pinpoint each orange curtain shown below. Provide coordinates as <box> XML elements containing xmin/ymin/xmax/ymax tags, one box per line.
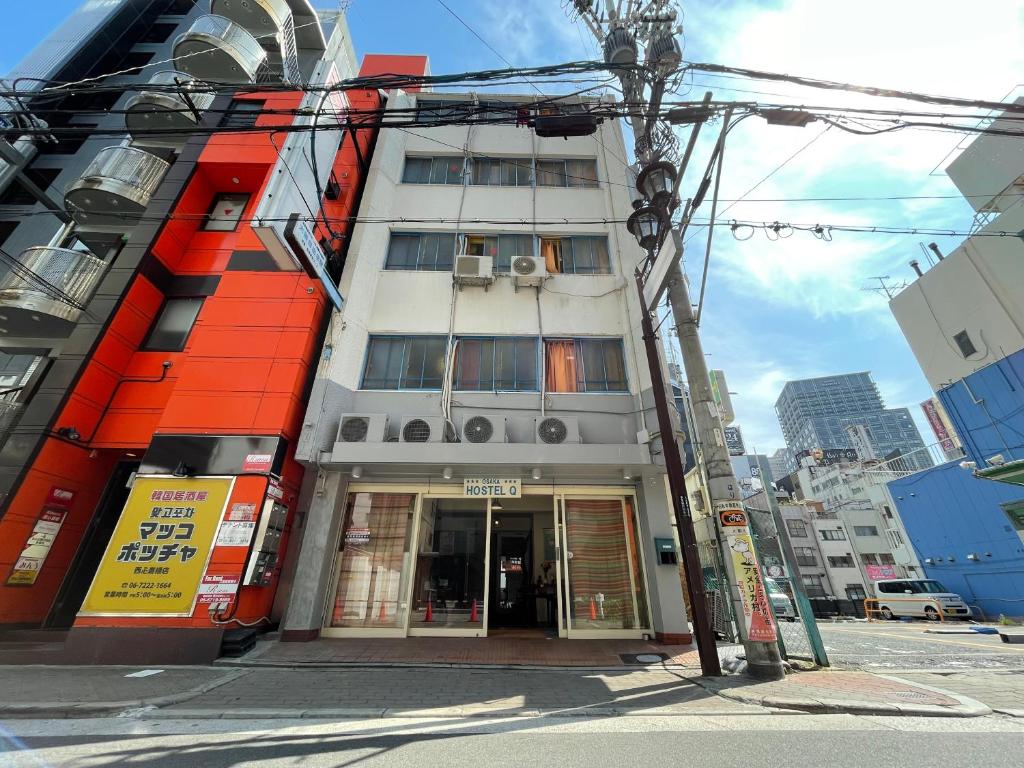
<box><xmin>545</xmin><ymin>340</ymin><xmax>577</xmax><ymax>392</ymax></box>
<box><xmin>541</xmin><ymin>239</ymin><xmax>561</xmax><ymax>273</ymax></box>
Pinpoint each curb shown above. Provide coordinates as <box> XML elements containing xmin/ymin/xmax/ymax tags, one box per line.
<box><xmin>0</xmin><ymin>668</ymin><xmax>251</xmax><ymax>719</ymax></box>
<box><xmin>214</xmin><ymin>659</ymin><xmax>702</xmax><ymax>674</ymax></box>
<box><xmin>694</xmin><ymin>674</ymin><xmax>992</xmax><ymax>718</ymax></box>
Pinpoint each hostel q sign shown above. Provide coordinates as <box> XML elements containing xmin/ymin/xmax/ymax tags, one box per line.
<box><xmin>463</xmin><ymin>478</ymin><xmax>521</xmax><ymax>498</ymax></box>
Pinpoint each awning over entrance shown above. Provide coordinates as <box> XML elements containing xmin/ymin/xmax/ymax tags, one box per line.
<box><xmin>976</xmin><ymin>459</ymin><xmax>1024</xmax><ymax>487</ymax></box>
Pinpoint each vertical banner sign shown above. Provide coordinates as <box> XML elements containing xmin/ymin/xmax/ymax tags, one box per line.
<box><xmin>717</xmin><ymin>503</ymin><xmax>777</xmax><ymax>643</ymax></box>
<box><xmin>80</xmin><ymin>477</ymin><xmax>233</xmax><ymax>616</ymax></box>
<box><xmin>6</xmin><ymin>486</ymin><xmax>75</xmax><ymax>586</ymax></box>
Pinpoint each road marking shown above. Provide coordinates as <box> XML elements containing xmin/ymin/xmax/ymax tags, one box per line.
<box><xmin>819</xmin><ymin>626</ymin><xmax>1024</xmax><ymax>653</ymax></box>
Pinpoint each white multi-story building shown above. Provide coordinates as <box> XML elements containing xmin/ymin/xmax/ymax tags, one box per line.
<box><xmin>279</xmin><ymin>88</ymin><xmax>692</xmax><ymax>643</ymax></box>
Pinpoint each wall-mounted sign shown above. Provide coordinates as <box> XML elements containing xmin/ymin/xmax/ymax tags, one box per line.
<box><xmin>724</xmin><ymin>425</ymin><xmax>746</xmax><ymax>457</ymax></box>
<box><xmin>719</xmin><ymin>509</ymin><xmax>748</xmax><ymax>527</ymax></box>
<box><xmin>283</xmin><ymin>213</ymin><xmax>344</xmax><ymax>311</ymax></box>
<box><xmin>463</xmin><ymin>478</ymin><xmax>521</xmax><ymax>498</ymax></box>
<box><xmin>242</xmin><ymin>454</ymin><xmax>273</xmax><ymax>473</ymax></box>
<box><xmin>796</xmin><ymin>447</ymin><xmax>859</xmax><ymax>467</ymax></box>
<box><xmin>726</xmin><ymin>530</ymin><xmax>777</xmax><ymax>643</ymax></box>
<box><xmin>344</xmin><ymin>526</ymin><xmax>371</xmax><ymax>545</ymax></box>
<box><xmin>215</xmin><ymin>503</ymin><xmax>258</xmax><ymax>547</ymax></box>
<box><xmin>196</xmin><ymin>574</ymin><xmax>240</xmax><ymax>606</ymax></box>
<box><xmin>865</xmin><ymin>564</ymin><xmax>898</xmax><ymax>581</ymax></box>
<box><xmin>80</xmin><ymin>477</ymin><xmax>233</xmax><ymax>616</ymax></box>
<box><xmin>6</xmin><ymin>486</ymin><xmax>75</xmax><ymax>586</ymax></box>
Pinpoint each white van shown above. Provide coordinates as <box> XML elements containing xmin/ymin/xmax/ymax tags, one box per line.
<box><xmin>873</xmin><ymin>579</ymin><xmax>971</xmax><ymax>621</ymax></box>
<box><xmin>764</xmin><ymin>577</ymin><xmax>797</xmax><ymax>622</ymax></box>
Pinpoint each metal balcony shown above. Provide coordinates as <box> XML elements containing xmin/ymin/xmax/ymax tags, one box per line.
<box><xmin>0</xmin><ymin>247</ymin><xmax>107</xmax><ymax>337</ymax></box>
<box><xmin>172</xmin><ymin>14</ymin><xmax>268</xmax><ymax>84</ymax></box>
<box><xmin>64</xmin><ymin>146</ymin><xmax>170</xmax><ymax>229</ymax></box>
<box><xmin>124</xmin><ymin>70</ymin><xmax>216</xmax><ymax>149</ymax></box>
<box><xmin>212</xmin><ymin>0</ymin><xmax>291</xmax><ymax>39</ymax></box>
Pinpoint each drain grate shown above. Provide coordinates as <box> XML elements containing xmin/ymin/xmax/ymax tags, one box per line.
<box><xmin>893</xmin><ymin>691</ymin><xmax>930</xmax><ymax>699</ymax></box>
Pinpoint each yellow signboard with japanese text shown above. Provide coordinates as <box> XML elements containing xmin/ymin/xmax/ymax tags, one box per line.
<box><xmin>80</xmin><ymin>477</ymin><xmax>234</xmax><ymax>616</ymax></box>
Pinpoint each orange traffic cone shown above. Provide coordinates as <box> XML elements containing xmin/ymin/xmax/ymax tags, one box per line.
<box><xmin>425</xmin><ymin>599</ymin><xmax>433</xmax><ymax>623</ymax></box>
<box><xmin>470</xmin><ymin>599</ymin><xmax>478</xmax><ymax>622</ymax></box>
<box><xmin>378</xmin><ymin>600</ymin><xmax>387</xmax><ymax>623</ymax></box>
<box><xmin>589</xmin><ymin>597</ymin><xmax>598</xmax><ymax>621</ymax></box>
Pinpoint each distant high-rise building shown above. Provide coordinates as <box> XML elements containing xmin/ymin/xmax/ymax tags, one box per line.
<box><xmin>775</xmin><ymin>372</ymin><xmax>931</xmax><ymax>471</ymax></box>
<box><xmin>768</xmin><ymin>448</ymin><xmax>795</xmax><ymax>481</ymax></box>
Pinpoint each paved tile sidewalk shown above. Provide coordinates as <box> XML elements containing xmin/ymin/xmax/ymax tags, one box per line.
<box><xmin>701</xmin><ymin>669</ymin><xmax>990</xmax><ymax>716</ymax></box>
<box><xmin>233</xmin><ymin>636</ymin><xmax>702</xmax><ymax>668</ymax></box>
<box><xmin>893</xmin><ymin>671</ymin><xmax>1024</xmax><ymax>717</ymax></box>
<box><xmin>0</xmin><ymin>665</ymin><xmax>245</xmax><ymax>716</ymax></box>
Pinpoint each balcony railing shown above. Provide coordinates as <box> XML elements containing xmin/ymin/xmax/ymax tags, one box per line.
<box><xmin>0</xmin><ymin>246</ymin><xmax>107</xmax><ymax>337</ymax></box>
<box><xmin>211</xmin><ymin>0</ymin><xmax>290</xmax><ymax>38</ymax></box>
<box><xmin>124</xmin><ymin>70</ymin><xmax>216</xmax><ymax>148</ymax></box>
<box><xmin>64</xmin><ymin>145</ymin><xmax>170</xmax><ymax>229</ymax></box>
<box><xmin>172</xmin><ymin>14</ymin><xmax>268</xmax><ymax>84</ymax></box>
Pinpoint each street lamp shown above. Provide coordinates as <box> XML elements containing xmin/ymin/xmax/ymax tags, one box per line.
<box><xmin>635</xmin><ymin>160</ymin><xmax>677</xmax><ymax>211</ymax></box>
<box><xmin>626</xmin><ymin>204</ymin><xmax>663</xmax><ymax>251</ymax></box>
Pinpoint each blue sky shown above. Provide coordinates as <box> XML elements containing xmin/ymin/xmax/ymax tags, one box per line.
<box><xmin>8</xmin><ymin>1</ymin><xmax>1024</xmax><ymax>454</ymax></box>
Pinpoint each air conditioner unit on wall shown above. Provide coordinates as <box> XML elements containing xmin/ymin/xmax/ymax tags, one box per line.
<box><xmin>535</xmin><ymin>416</ymin><xmax>581</xmax><ymax>445</ymax></box>
<box><xmin>461</xmin><ymin>414</ymin><xmax>507</xmax><ymax>444</ymax></box>
<box><xmin>511</xmin><ymin>254</ymin><xmax>547</xmax><ymax>288</ymax></box>
<box><xmin>399</xmin><ymin>415</ymin><xmax>447</xmax><ymax>443</ymax></box>
<box><xmin>337</xmin><ymin>414</ymin><xmax>389</xmax><ymax>443</ymax></box>
<box><xmin>454</xmin><ymin>255</ymin><xmax>494</xmax><ymax>286</ymax></box>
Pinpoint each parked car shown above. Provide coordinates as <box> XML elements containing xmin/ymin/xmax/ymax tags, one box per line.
<box><xmin>873</xmin><ymin>579</ymin><xmax>971</xmax><ymax>621</ymax></box>
<box><xmin>764</xmin><ymin>577</ymin><xmax>797</xmax><ymax>622</ymax></box>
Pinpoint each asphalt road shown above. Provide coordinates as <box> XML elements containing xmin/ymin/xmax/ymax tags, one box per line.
<box><xmin>3</xmin><ymin>714</ymin><xmax>1024</xmax><ymax>768</ymax></box>
<box><xmin>815</xmin><ymin>621</ymin><xmax>1024</xmax><ymax>670</ymax></box>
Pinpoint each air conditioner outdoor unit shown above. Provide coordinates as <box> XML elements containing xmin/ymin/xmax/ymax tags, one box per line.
<box><xmin>399</xmin><ymin>415</ymin><xmax>446</xmax><ymax>443</ymax></box>
<box><xmin>511</xmin><ymin>254</ymin><xmax>547</xmax><ymax>287</ymax></box>
<box><xmin>453</xmin><ymin>254</ymin><xmax>494</xmax><ymax>286</ymax></box>
<box><xmin>337</xmin><ymin>414</ymin><xmax>389</xmax><ymax>443</ymax></box>
<box><xmin>536</xmin><ymin>416</ymin><xmax>581</xmax><ymax>445</ymax></box>
<box><xmin>461</xmin><ymin>414</ymin><xmax>507</xmax><ymax>444</ymax></box>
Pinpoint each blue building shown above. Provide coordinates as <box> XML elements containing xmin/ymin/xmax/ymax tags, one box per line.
<box><xmin>888</xmin><ymin>461</ymin><xmax>1024</xmax><ymax>620</ymax></box>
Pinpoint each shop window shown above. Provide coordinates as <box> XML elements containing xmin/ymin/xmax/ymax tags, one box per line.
<box><xmin>219</xmin><ymin>100</ymin><xmax>264</xmax><ymax>129</ymax></box>
<box><xmin>454</xmin><ymin>337</ymin><xmax>538</xmax><ymax>391</ymax></box>
<box><xmin>953</xmin><ymin>330</ymin><xmax>977</xmax><ymax>358</ymax></box>
<box><xmin>385</xmin><ymin>232</ymin><xmax>456</xmax><ymax>271</ymax></box>
<box><xmin>142</xmin><ymin>297</ymin><xmax>203</xmax><ymax>351</ymax></box>
<box><xmin>361</xmin><ymin>335</ymin><xmax>446</xmax><ymax>390</ymax></box>
<box><xmin>202</xmin><ymin>193</ymin><xmax>250</xmax><ymax>231</ymax></box>
<box><xmin>544</xmin><ymin>338</ymin><xmax>626</xmax><ymax>393</ymax></box>
<box><xmin>329</xmin><ymin>492</ymin><xmax>416</xmax><ymax>629</ymax></box>
<box><xmin>402</xmin><ymin>156</ymin><xmax>464</xmax><ymax>184</ymax></box>
<box><xmin>540</xmin><ymin>236</ymin><xmax>610</xmax><ymax>274</ymax></box>
<box><xmin>786</xmin><ymin>520</ymin><xmax>808</xmax><ymax>538</ymax></box>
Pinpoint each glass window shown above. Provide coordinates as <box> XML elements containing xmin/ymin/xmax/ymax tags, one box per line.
<box><xmin>142</xmin><ymin>298</ymin><xmax>203</xmax><ymax>351</ymax></box>
<box><xmin>501</xmin><ymin>158</ymin><xmax>532</xmax><ymax>187</ymax></box>
<box><xmin>219</xmin><ymin>100</ymin><xmax>263</xmax><ymax>129</ymax></box>
<box><xmin>471</xmin><ymin>158</ymin><xmax>502</xmax><ymax>186</ymax></box>
<box><xmin>454</xmin><ymin>337</ymin><xmax>538</xmax><ymax>391</ymax></box>
<box><xmin>416</xmin><ymin>99</ymin><xmax>469</xmax><ymax>123</ymax></box>
<box><xmin>916</xmin><ymin>580</ymin><xmax>949</xmax><ymax>594</ymax></box>
<box><xmin>410</xmin><ymin>499</ymin><xmax>487</xmax><ymax>628</ymax></box>
<box><xmin>203</xmin><ymin>193</ymin><xmax>250</xmax><ymax>231</ymax></box>
<box><xmin>786</xmin><ymin>520</ymin><xmax>808</xmax><ymax>537</ymax></box>
<box><xmin>794</xmin><ymin>547</ymin><xmax>816</xmax><ymax>566</ymax></box>
<box><xmin>953</xmin><ymin>330</ymin><xmax>977</xmax><ymax>358</ymax></box>
<box><xmin>846</xmin><ymin>585</ymin><xmax>867</xmax><ymax>601</ymax></box>
<box><xmin>544</xmin><ymin>338</ymin><xmax>627</xmax><ymax>393</ymax></box>
<box><xmin>821</xmin><ymin>529</ymin><xmax>846</xmax><ymax>541</ymax></box>
<box><xmin>536</xmin><ymin>159</ymin><xmax>566</xmax><ymax>187</ymax></box>
<box><xmin>854</xmin><ymin>525</ymin><xmax>878</xmax><ymax>537</ymax></box>
<box><xmin>564</xmin><ymin>498</ymin><xmax>646</xmax><ymax>630</ymax></box>
<box><xmin>385</xmin><ymin>233</ymin><xmax>456</xmax><ymax>271</ymax></box>
<box><xmin>401</xmin><ymin>157</ymin><xmax>432</xmax><ymax>183</ymax></box>
<box><xmin>429</xmin><ymin>156</ymin><xmax>464</xmax><ymax>185</ymax></box>
<box><xmin>801</xmin><ymin>575</ymin><xmax>826</xmax><ymax>598</ymax></box>
<box><xmin>495</xmin><ymin>234</ymin><xmax>533</xmax><ymax>272</ymax></box>
<box><xmin>329</xmin><ymin>493</ymin><xmax>416</xmax><ymax>628</ymax></box>
<box><xmin>827</xmin><ymin>555</ymin><xmax>855</xmax><ymax>568</ymax></box>
<box><xmin>561</xmin><ymin>236</ymin><xmax>610</xmax><ymax>274</ymax></box>
<box><xmin>361</xmin><ymin>336</ymin><xmax>447</xmax><ymax>390</ymax></box>
<box><xmin>565</xmin><ymin>159</ymin><xmax>598</xmax><ymax>188</ymax></box>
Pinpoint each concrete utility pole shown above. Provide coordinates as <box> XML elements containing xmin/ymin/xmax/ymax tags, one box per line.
<box><xmin>566</xmin><ymin>0</ymin><xmax>785</xmax><ymax>678</ymax></box>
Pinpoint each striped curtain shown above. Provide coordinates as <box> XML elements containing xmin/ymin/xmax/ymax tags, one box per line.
<box><xmin>564</xmin><ymin>499</ymin><xmax>636</xmax><ymax>629</ymax></box>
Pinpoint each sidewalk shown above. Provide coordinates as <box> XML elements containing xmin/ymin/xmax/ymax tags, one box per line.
<box><xmin>0</xmin><ymin>663</ymin><xmax>1003</xmax><ymax>719</ymax></box>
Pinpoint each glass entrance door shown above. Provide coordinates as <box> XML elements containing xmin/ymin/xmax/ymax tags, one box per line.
<box><xmin>557</xmin><ymin>496</ymin><xmax>649</xmax><ymax>637</ymax></box>
<box><xmin>409</xmin><ymin>498</ymin><xmax>488</xmax><ymax>636</ymax></box>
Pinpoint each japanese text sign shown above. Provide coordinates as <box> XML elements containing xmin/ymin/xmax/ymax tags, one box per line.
<box><xmin>80</xmin><ymin>476</ymin><xmax>233</xmax><ymax>616</ymax></box>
